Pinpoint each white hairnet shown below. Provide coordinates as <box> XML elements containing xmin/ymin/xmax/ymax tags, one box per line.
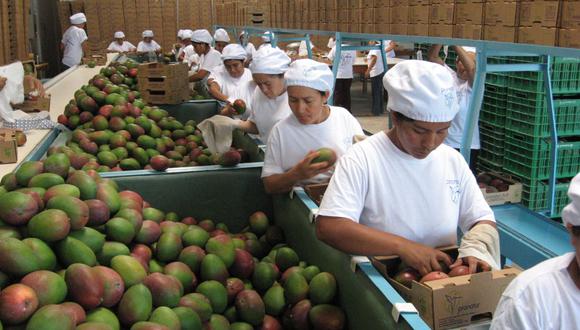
<box><xmin>181</xmin><ymin>29</ymin><xmax>193</xmax><ymax>41</ymax></box>
<box><xmin>177</xmin><ymin>29</ymin><xmax>185</xmax><ymax>39</ymax></box>
<box><xmin>262</xmin><ymin>31</ymin><xmax>274</xmax><ymax>42</ymax></box>
<box><xmin>214</xmin><ymin>28</ymin><xmax>230</xmax><ymax>42</ymax></box>
<box><xmin>285</xmin><ymin>59</ymin><xmax>334</xmax><ymax>97</ymax></box>
<box><xmin>249</xmin><ymin>46</ymin><xmax>291</xmax><ymax>75</ymax></box>
<box><xmin>221</xmin><ymin>44</ymin><xmax>247</xmax><ymax>61</ymax></box>
<box><xmin>114</xmin><ymin>31</ymin><xmax>125</xmax><ymax>39</ymax></box>
<box><xmin>562</xmin><ymin>174</ymin><xmax>580</xmax><ymax>226</ymax></box>
<box><xmin>192</xmin><ymin>29</ymin><xmax>213</xmax><ymax>44</ymax></box>
<box><xmin>383</xmin><ymin>60</ymin><xmax>459</xmax><ymax>122</ymax></box>
<box><xmin>142</xmin><ymin>30</ymin><xmax>154</xmax><ymax>38</ymax></box>
<box><xmin>70</xmin><ymin>13</ymin><xmax>86</xmax><ymax>25</ymax></box>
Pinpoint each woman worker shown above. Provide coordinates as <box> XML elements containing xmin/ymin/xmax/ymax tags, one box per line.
<box><xmin>316</xmin><ymin>60</ymin><xmax>500</xmax><ymax>276</ymax></box>
<box><xmin>365</xmin><ymin>41</ymin><xmax>386</xmax><ymax>116</ymax></box>
<box><xmin>235</xmin><ymin>46</ymin><xmax>292</xmax><ymax>144</ymax></box>
<box><xmin>238</xmin><ymin>30</ymin><xmax>257</xmax><ymax>65</ymax></box>
<box><xmin>61</xmin><ymin>13</ymin><xmax>88</xmax><ymax>70</ymax></box>
<box><xmin>137</xmin><ymin>30</ymin><xmax>161</xmax><ymax>54</ymax></box>
<box><xmin>107</xmin><ymin>31</ymin><xmax>136</xmax><ymax>53</ymax></box>
<box><xmin>207</xmin><ymin>44</ymin><xmax>255</xmax><ymax>120</ymax></box>
<box><xmin>261</xmin><ymin>59</ymin><xmax>363</xmax><ymax>194</ymax></box>
<box><xmin>213</xmin><ymin>28</ymin><xmax>230</xmax><ymax>53</ymax></box>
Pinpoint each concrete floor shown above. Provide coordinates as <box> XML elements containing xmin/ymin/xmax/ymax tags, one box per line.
<box><xmin>347</xmin><ymin>79</ymin><xmax>390</xmax><ymax>134</ymax></box>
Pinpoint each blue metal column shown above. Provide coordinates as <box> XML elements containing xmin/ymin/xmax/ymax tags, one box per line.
<box><xmin>542</xmin><ymin>55</ymin><xmax>558</xmax><ymax>217</ymax></box>
<box><xmin>328</xmin><ymin>32</ymin><xmax>342</xmax><ymax>106</ymax></box>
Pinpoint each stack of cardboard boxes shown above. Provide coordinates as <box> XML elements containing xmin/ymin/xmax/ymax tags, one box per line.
<box><xmin>137</xmin><ymin>62</ymin><xmax>189</xmax><ymax>104</ymax></box>
<box><xmin>484</xmin><ymin>1</ymin><xmax>519</xmax><ymax>42</ymax></box>
<box><xmin>0</xmin><ymin>0</ymin><xmax>31</xmax><ymax>66</ymax></box>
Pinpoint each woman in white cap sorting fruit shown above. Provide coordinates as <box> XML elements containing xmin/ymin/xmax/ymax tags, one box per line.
<box><xmin>258</xmin><ymin>31</ymin><xmax>276</xmax><ymax>51</ymax></box>
<box><xmin>491</xmin><ymin>174</ymin><xmax>580</xmax><ymax>329</ymax></box>
<box><xmin>61</xmin><ymin>12</ymin><xmax>88</xmax><ymax>70</ymax></box>
<box><xmin>178</xmin><ymin>30</ymin><xmax>199</xmax><ymax>69</ymax></box>
<box><xmin>207</xmin><ymin>44</ymin><xmax>255</xmax><ymax>120</ymax></box>
<box><xmin>316</xmin><ymin>60</ymin><xmax>499</xmax><ymax>277</ymax></box>
<box><xmin>297</xmin><ymin>39</ymin><xmax>316</xmax><ymax>59</ymax></box>
<box><xmin>213</xmin><ymin>28</ymin><xmax>230</xmax><ymax>53</ymax></box>
<box><xmin>261</xmin><ymin>59</ymin><xmax>363</xmax><ymax>194</ymax></box>
<box><xmin>428</xmin><ymin>45</ymin><xmax>479</xmax><ymax>173</ymax></box>
<box><xmin>137</xmin><ymin>30</ymin><xmax>162</xmax><ymax>54</ymax></box>
<box><xmin>238</xmin><ymin>30</ymin><xmax>257</xmax><ymax>65</ymax></box>
<box><xmin>107</xmin><ymin>31</ymin><xmax>136</xmax><ymax>53</ymax></box>
<box><xmin>189</xmin><ymin>29</ymin><xmax>222</xmax><ymax>83</ymax></box>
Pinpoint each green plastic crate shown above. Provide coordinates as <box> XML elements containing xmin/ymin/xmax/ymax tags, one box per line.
<box><xmin>480</xmin><ymin>123</ymin><xmax>505</xmax><ymax>155</ymax></box>
<box><xmin>506</xmin><ymin>98</ymin><xmax>580</xmax><ymax>137</ymax></box>
<box><xmin>477</xmin><ymin>156</ymin><xmax>504</xmax><ymax>172</ymax></box>
<box><xmin>520</xmin><ymin>179</ymin><xmax>571</xmax><ymax>218</ymax></box>
<box><xmin>503</xmin><ymin>131</ymin><xmax>580</xmax><ymax>180</ymax></box>
<box><xmin>479</xmin><ymin>149</ymin><xmax>504</xmax><ymax>167</ymax></box>
<box><xmin>485</xmin><ymin>73</ymin><xmax>509</xmax><ymax>87</ymax></box>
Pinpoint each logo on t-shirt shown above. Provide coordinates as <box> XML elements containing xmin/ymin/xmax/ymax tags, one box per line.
<box><xmin>446</xmin><ymin>180</ymin><xmax>461</xmax><ymax>203</ymax></box>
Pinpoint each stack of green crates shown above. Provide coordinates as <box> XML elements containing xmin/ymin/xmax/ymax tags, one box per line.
<box><xmin>501</xmin><ymin>57</ymin><xmax>580</xmax><ymax>217</ymax></box>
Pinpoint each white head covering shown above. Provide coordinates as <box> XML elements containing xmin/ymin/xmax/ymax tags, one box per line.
<box><xmin>177</xmin><ymin>29</ymin><xmax>185</xmax><ymax>39</ymax></box>
<box><xmin>114</xmin><ymin>31</ymin><xmax>125</xmax><ymax>39</ymax></box>
<box><xmin>285</xmin><ymin>59</ymin><xmax>334</xmax><ymax>97</ymax></box>
<box><xmin>70</xmin><ymin>13</ymin><xmax>86</xmax><ymax>25</ymax></box>
<box><xmin>142</xmin><ymin>30</ymin><xmax>154</xmax><ymax>38</ymax></box>
<box><xmin>221</xmin><ymin>44</ymin><xmax>247</xmax><ymax>61</ymax></box>
<box><xmin>262</xmin><ymin>31</ymin><xmax>274</xmax><ymax>42</ymax></box>
<box><xmin>383</xmin><ymin>60</ymin><xmax>458</xmax><ymax>122</ymax></box>
<box><xmin>462</xmin><ymin>46</ymin><xmax>477</xmax><ymax>53</ymax></box>
<box><xmin>249</xmin><ymin>47</ymin><xmax>291</xmax><ymax>75</ymax></box>
<box><xmin>562</xmin><ymin>174</ymin><xmax>580</xmax><ymax>226</ymax></box>
<box><xmin>214</xmin><ymin>29</ymin><xmax>230</xmax><ymax>43</ymax></box>
<box><xmin>192</xmin><ymin>29</ymin><xmax>213</xmax><ymax>44</ymax></box>
<box><xmin>181</xmin><ymin>29</ymin><xmax>193</xmax><ymax>41</ymax></box>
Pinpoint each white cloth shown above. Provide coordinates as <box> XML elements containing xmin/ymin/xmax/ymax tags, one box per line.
<box><xmin>198</xmin><ymin>115</ymin><xmax>238</xmax><ymax>154</ymax></box>
<box><xmin>367</xmin><ymin>49</ymin><xmax>384</xmax><ymax>78</ymax></box>
<box><xmin>250</xmin><ymin>47</ymin><xmax>291</xmax><ymax>74</ymax></box>
<box><xmin>107</xmin><ymin>41</ymin><xmax>136</xmax><ymax>53</ymax></box>
<box><xmin>199</xmin><ymin>48</ymin><xmax>222</xmax><ymax>73</ymax></box>
<box><xmin>192</xmin><ymin>29</ymin><xmax>213</xmax><ymax>44</ymax></box>
<box><xmin>262</xmin><ymin>106</ymin><xmax>363</xmax><ymax>184</ymax></box>
<box><xmin>327</xmin><ymin>45</ymin><xmax>355</xmax><ymax>79</ymax></box>
<box><xmin>298</xmin><ymin>40</ymin><xmax>315</xmax><ymax>57</ymax></box>
<box><xmin>61</xmin><ymin>26</ymin><xmax>88</xmax><ymax>67</ymax></box>
<box><xmin>383</xmin><ymin>60</ymin><xmax>459</xmax><ymax>122</ymax></box>
<box><xmin>0</xmin><ymin>62</ymin><xmax>25</xmax><ymax>122</ymax></box>
<box><xmin>444</xmin><ymin>65</ymin><xmax>480</xmax><ymax>149</ymax></box>
<box><xmin>384</xmin><ymin>40</ymin><xmax>396</xmax><ymax>58</ymax></box>
<box><xmin>285</xmin><ymin>59</ymin><xmax>334</xmax><ymax>97</ymax></box>
<box><xmin>214</xmin><ymin>29</ymin><xmax>230</xmax><ymax>42</ymax></box>
<box><xmin>244</xmin><ymin>43</ymin><xmax>257</xmax><ymax>61</ymax></box>
<box><xmin>70</xmin><ymin>13</ymin><xmax>86</xmax><ymax>24</ymax></box>
<box><xmin>563</xmin><ymin>173</ymin><xmax>580</xmax><ymax>226</ymax></box>
<box><xmin>248</xmin><ymin>87</ymin><xmax>291</xmax><ymax>143</ymax></box>
<box><xmin>317</xmin><ymin>132</ymin><xmax>495</xmax><ymax>248</ymax></box>
<box><xmin>221</xmin><ymin>44</ymin><xmax>247</xmax><ymax>61</ymax></box>
<box><xmin>114</xmin><ymin>31</ymin><xmax>125</xmax><ymax>39</ymax></box>
<box><xmin>142</xmin><ymin>30</ymin><xmax>154</xmax><ymax>38</ymax></box>
<box><xmin>491</xmin><ymin>253</ymin><xmax>580</xmax><ymax>330</ymax></box>
<box><xmin>327</xmin><ymin>37</ymin><xmax>336</xmax><ymax>49</ymax></box>
<box><xmin>457</xmin><ymin>223</ymin><xmax>501</xmax><ymax>269</ymax></box>
<box><xmin>137</xmin><ymin>40</ymin><xmax>161</xmax><ymax>53</ymax></box>
<box><xmin>208</xmin><ymin>68</ymin><xmax>255</xmax><ymax>120</ymax></box>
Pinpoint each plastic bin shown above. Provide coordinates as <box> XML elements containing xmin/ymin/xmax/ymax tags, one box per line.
<box><xmin>506</xmin><ymin>97</ymin><xmax>580</xmax><ymax>138</ymax></box>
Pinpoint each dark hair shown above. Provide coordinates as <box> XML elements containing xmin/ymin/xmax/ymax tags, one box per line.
<box><xmin>319</xmin><ymin>91</ymin><xmax>326</xmax><ymax>96</ymax></box>
<box><xmin>277</xmin><ymin>73</ymin><xmax>284</xmax><ymax>79</ymax></box>
<box><xmin>392</xmin><ymin>110</ymin><xmax>415</xmax><ymax>122</ymax></box>
<box><xmin>572</xmin><ymin>225</ymin><xmax>580</xmax><ymax>237</ymax></box>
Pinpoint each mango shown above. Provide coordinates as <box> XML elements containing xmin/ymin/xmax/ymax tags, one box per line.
<box><xmin>172</xmin><ymin>306</ymin><xmax>202</xmax><ymax>330</ymax></box>
<box><xmin>309</xmin><ymin>272</ymin><xmax>337</xmax><ymax>304</ymax></box>
<box><xmin>60</xmin><ymin>301</ymin><xmax>86</xmax><ymax>325</ymax></box>
<box><xmin>0</xmin><ymin>238</ymin><xmax>40</xmax><ymax>276</ymax></box>
<box><xmin>290</xmin><ymin>299</ymin><xmax>312</xmax><ymax>330</ymax></box>
<box><xmin>118</xmin><ymin>284</ymin><xmax>153</xmax><ymax>327</ymax></box>
<box><xmin>142</xmin><ymin>273</ymin><xmax>183</xmax><ymax>308</ymax></box>
<box><xmin>226</xmin><ymin>277</ymin><xmax>245</xmax><ymax>305</ymax></box>
<box><xmin>142</xmin><ymin>207</ymin><xmax>165</xmax><ymax>223</ymax></box>
<box><xmin>93</xmin><ymin>266</ymin><xmax>125</xmax><ymax>308</ymax></box>
<box><xmin>1</xmin><ymin>172</ymin><xmax>18</xmax><ymax>191</ymax></box>
<box><xmin>136</xmin><ymin>220</ymin><xmax>161</xmax><ymax>244</ymax></box>
<box><xmin>85</xmin><ymin>199</ymin><xmax>110</xmax><ymax>226</ymax></box>
<box><xmin>119</xmin><ymin>158</ymin><xmax>141</xmax><ymax>170</ymax></box>
<box><xmin>76</xmin><ymin>322</ymin><xmax>114</xmax><ymax>330</ymax></box>
<box><xmin>248</xmin><ymin>212</ymin><xmax>269</xmax><ymax>236</ymax></box>
<box><xmin>96</xmin><ymin>183</ymin><xmax>120</xmax><ymax>214</ymax></box>
<box><xmin>0</xmin><ymin>225</ymin><xmax>20</xmax><ymax>240</ymax></box>
<box><xmin>230</xmin><ymin>248</ymin><xmax>255</xmax><ymax>280</ymax></box>
<box><xmin>27</xmin><ymin>209</ymin><xmax>71</xmax><ymax>242</ymax></box>
<box><xmin>163</xmin><ymin>262</ymin><xmax>195</xmax><ymax>293</ymax></box>
<box><xmin>281</xmin><ymin>267</ymin><xmax>304</xmax><ymax>285</ymax></box>
<box><xmin>115</xmin><ymin>208</ymin><xmax>143</xmax><ymax>233</ymax></box>
<box><xmin>155</xmin><ymin>232</ymin><xmax>182</xmax><ymax>262</ymax></box>
<box><xmin>15</xmin><ymin>161</ymin><xmax>44</xmax><ymax>186</ymax></box>
<box><xmin>195</xmin><ymin>280</ymin><xmax>228</xmax><ymax>314</ymax></box>
<box><xmin>235</xmin><ymin>289</ymin><xmax>265</xmax><ymax>326</ymax></box>
<box><xmin>309</xmin><ymin>304</ymin><xmax>345</xmax><ymax>330</ymax></box>
<box><xmin>302</xmin><ymin>265</ymin><xmax>321</xmax><ymax>283</ymax></box>
<box><xmin>0</xmin><ymin>283</ymin><xmax>39</xmax><ymax>325</ymax></box>
<box><xmin>206</xmin><ymin>314</ymin><xmax>230</xmax><ymax>330</ymax></box>
<box><xmin>265</xmin><ymin>225</ymin><xmax>285</xmax><ymax>246</ymax></box>
<box><xmin>0</xmin><ymin>191</ymin><xmax>39</xmax><ymax>226</ymax></box>
<box><xmin>25</xmin><ymin>304</ymin><xmax>75</xmax><ymax>330</ymax></box>
<box><xmin>252</xmin><ymin>262</ymin><xmax>279</xmax><ymax>293</ymax></box>
<box><xmin>105</xmin><ymin>217</ymin><xmax>136</xmax><ymax>244</ymax></box>
<box><xmin>43</xmin><ymin>152</ymin><xmax>71</xmax><ymax>178</ymax></box>
<box><xmin>69</xmin><ymin>227</ymin><xmax>106</xmax><ymax>253</ymax></box>
<box><xmin>275</xmin><ymin>247</ymin><xmax>299</xmax><ymax>272</ymax></box>
<box><xmin>28</xmin><ymin>173</ymin><xmax>65</xmax><ymax>189</ymax></box>
<box><xmin>118</xmin><ymin>190</ymin><xmax>144</xmax><ymax>211</ymax></box>
<box><xmin>160</xmin><ymin>222</ymin><xmax>187</xmax><ymax>236</ymax></box>
<box><xmin>22</xmin><ymin>238</ymin><xmax>56</xmax><ymax>271</ymax></box>
<box><xmin>205</xmin><ymin>235</ymin><xmax>235</xmax><ymax>268</ymax></box>
<box><xmin>182</xmin><ymin>226</ymin><xmax>209</xmax><ymax>248</ymax></box>
<box><xmin>21</xmin><ymin>270</ymin><xmax>67</xmax><ymax>306</ymax></box>
<box><xmin>46</xmin><ymin>195</ymin><xmax>89</xmax><ymax>230</ymax></box>
<box><xmin>43</xmin><ymin>184</ymin><xmax>80</xmax><ymax>202</ymax></box>
<box><xmin>86</xmin><ymin>307</ymin><xmax>120</xmax><ymax>330</ymax></box>
<box><xmin>65</xmin><ymin>263</ymin><xmax>104</xmax><ymax>310</ymax></box>
<box><xmin>200</xmin><ymin>254</ymin><xmax>229</xmax><ymax>284</ymax></box>
<box><xmin>263</xmin><ymin>284</ymin><xmax>285</xmax><ymax>316</ymax></box>
<box><xmin>147</xmin><ymin>307</ymin><xmax>180</xmax><ymax>330</ymax></box>
<box><xmin>285</xmin><ymin>272</ymin><xmax>309</xmax><ymax>305</ymax></box>
<box><xmin>178</xmin><ymin>293</ymin><xmax>212</xmax><ymax>322</ymax></box>
<box><xmin>56</xmin><ymin>237</ymin><xmax>97</xmax><ymax>267</ymax></box>
<box><xmin>148</xmin><ymin>259</ymin><xmax>165</xmax><ymax>274</ymax></box>
<box><xmin>262</xmin><ymin>315</ymin><xmax>282</xmax><ymax>330</ymax></box>
<box><xmin>97</xmin><ymin>242</ymin><xmax>130</xmax><ymax>266</ymax></box>
<box><xmin>244</xmin><ymin>239</ymin><xmax>266</xmax><ymax>259</ymax></box>
<box><xmin>111</xmin><ymin>255</ymin><xmax>147</xmax><ymax>287</ymax></box>
<box><xmin>67</xmin><ymin>171</ymin><xmax>97</xmax><ymax>199</ymax></box>
<box><xmin>230</xmin><ymin>322</ymin><xmax>253</xmax><ymax>330</ymax></box>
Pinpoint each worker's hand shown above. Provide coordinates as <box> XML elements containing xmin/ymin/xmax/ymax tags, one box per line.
<box><xmin>397</xmin><ymin>241</ymin><xmax>453</xmax><ymax>276</ymax></box>
<box><xmin>364</xmin><ymin>70</ymin><xmax>371</xmax><ymax>79</ymax></box>
<box><xmin>291</xmin><ymin>150</ymin><xmax>333</xmax><ymax>181</ymax></box>
<box><xmin>219</xmin><ymin>103</ymin><xmax>237</xmax><ymax>117</ymax></box>
<box><xmin>0</xmin><ymin>76</ymin><xmax>6</xmax><ymax>91</ymax></box>
<box><xmin>450</xmin><ymin>256</ymin><xmax>492</xmax><ymax>274</ymax></box>
<box><xmin>23</xmin><ymin>75</ymin><xmax>45</xmax><ymax>98</ymax></box>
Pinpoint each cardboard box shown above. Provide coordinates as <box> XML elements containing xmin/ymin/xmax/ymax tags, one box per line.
<box><xmin>477</xmin><ymin>172</ymin><xmax>523</xmax><ymax>206</ymax></box>
<box><xmin>455</xmin><ymin>3</ymin><xmax>484</xmax><ymax>24</ymax></box>
<box><xmin>390</xmin><ymin>23</ymin><xmax>408</xmax><ymax>35</ymax></box>
<box><xmin>408</xmin><ymin>5</ymin><xmax>430</xmax><ymax>23</ymax></box>
<box><xmin>484</xmin><ymin>25</ymin><xmax>517</xmax><ymax>43</ymax></box>
<box><xmin>375</xmin><ymin>6</ymin><xmax>390</xmax><ymax>23</ymax></box>
<box><xmin>376</xmin><ymin>22</ymin><xmax>390</xmax><ymax>33</ymax></box>
<box><xmin>137</xmin><ymin>62</ymin><xmax>188</xmax><ymax>77</ymax></box>
<box><xmin>17</xmin><ymin>95</ymin><xmax>51</xmax><ymax>113</ymax></box>
<box><xmin>485</xmin><ymin>1</ymin><xmax>519</xmax><ymax>26</ymax></box>
<box><xmin>390</xmin><ymin>5</ymin><xmax>409</xmax><ymax>24</ymax></box>
<box><xmin>519</xmin><ymin>1</ymin><xmax>560</xmax><ymax>27</ymax></box>
<box><xmin>82</xmin><ymin>54</ymin><xmax>108</xmax><ymax>66</ymax></box>
<box><xmin>429</xmin><ymin>23</ymin><xmax>454</xmax><ymax>37</ymax></box>
<box><xmin>409</xmin><ymin>0</ymin><xmax>430</xmax><ymax>4</ymax></box>
<box><xmin>518</xmin><ymin>26</ymin><xmax>557</xmax><ymax>46</ymax></box>
<box><xmin>561</xmin><ymin>1</ymin><xmax>580</xmax><ymax>29</ymax></box>
<box><xmin>142</xmin><ymin>88</ymin><xmax>189</xmax><ymax>105</ymax></box>
<box><xmin>371</xmin><ymin>248</ymin><xmax>521</xmax><ymax>330</ymax></box>
<box><xmin>430</xmin><ymin>0</ymin><xmax>456</xmax><ymax>3</ymax></box>
<box><xmin>408</xmin><ymin>23</ymin><xmax>429</xmax><ymax>36</ymax></box>
<box><xmin>558</xmin><ymin>28</ymin><xmax>580</xmax><ymax>48</ymax></box>
<box><xmin>0</xmin><ymin>128</ymin><xmax>17</xmax><ymax>164</ymax></box>
<box><xmin>430</xmin><ymin>3</ymin><xmax>454</xmax><ymax>23</ymax></box>
<box><xmin>454</xmin><ymin>24</ymin><xmax>483</xmax><ymax>40</ymax></box>
<box><xmin>362</xmin><ymin>8</ymin><xmax>374</xmax><ymax>22</ymax></box>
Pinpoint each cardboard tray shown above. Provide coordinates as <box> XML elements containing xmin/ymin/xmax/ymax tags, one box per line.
<box><xmin>0</xmin><ymin>128</ymin><xmax>18</xmax><ymax>163</ymax></box>
<box><xmin>16</xmin><ymin>95</ymin><xmax>51</xmax><ymax>113</ymax></box>
<box><xmin>478</xmin><ymin>172</ymin><xmax>523</xmax><ymax>206</ymax></box>
<box><xmin>82</xmin><ymin>54</ymin><xmax>108</xmax><ymax>66</ymax></box>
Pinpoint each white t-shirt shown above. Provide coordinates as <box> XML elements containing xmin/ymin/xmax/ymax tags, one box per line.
<box><xmin>384</xmin><ymin>40</ymin><xmax>396</xmax><ymax>58</ymax></box>
<box><xmin>317</xmin><ymin>132</ymin><xmax>494</xmax><ymax>248</ymax></box>
<box><xmin>107</xmin><ymin>41</ymin><xmax>136</xmax><ymax>53</ymax></box>
<box><xmin>298</xmin><ymin>40</ymin><xmax>315</xmax><ymax>57</ymax></box>
<box><xmin>444</xmin><ymin>65</ymin><xmax>481</xmax><ymax>150</ymax></box>
<box><xmin>209</xmin><ymin>68</ymin><xmax>255</xmax><ymax>120</ymax></box>
<box><xmin>248</xmin><ymin>87</ymin><xmax>291</xmax><ymax>143</ymax></box>
<box><xmin>262</xmin><ymin>106</ymin><xmax>363</xmax><ymax>184</ymax></box>
<box><xmin>199</xmin><ymin>48</ymin><xmax>222</xmax><ymax>73</ymax></box>
<box><xmin>61</xmin><ymin>26</ymin><xmax>88</xmax><ymax>67</ymax></box>
<box><xmin>244</xmin><ymin>42</ymin><xmax>257</xmax><ymax>60</ymax></box>
<box><xmin>327</xmin><ymin>46</ymin><xmax>356</xmax><ymax>79</ymax></box>
<box><xmin>180</xmin><ymin>45</ymin><xmax>198</xmax><ymax>67</ymax></box>
<box><xmin>367</xmin><ymin>49</ymin><xmax>384</xmax><ymax>77</ymax></box>
<box><xmin>137</xmin><ymin>40</ymin><xmax>161</xmax><ymax>52</ymax></box>
<box><xmin>491</xmin><ymin>253</ymin><xmax>580</xmax><ymax>330</ymax></box>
